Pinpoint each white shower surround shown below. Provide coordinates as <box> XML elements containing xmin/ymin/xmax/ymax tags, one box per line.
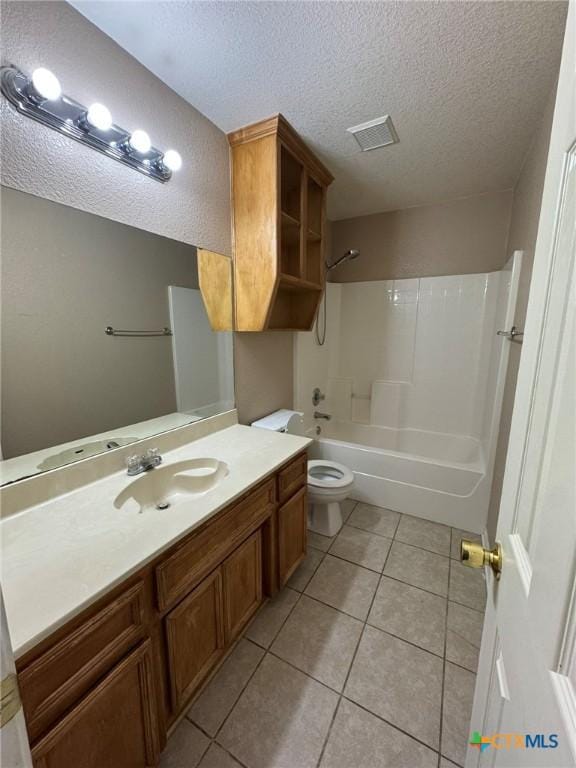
<box><xmin>294</xmin><ymin>255</ymin><xmax>522</xmax><ymax>533</ymax></box>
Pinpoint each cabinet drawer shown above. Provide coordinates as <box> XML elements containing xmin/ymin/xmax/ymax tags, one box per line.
<box><xmin>32</xmin><ymin>640</ymin><xmax>159</xmax><ymax>768</ymax></box>
<box><xmin>278</xmin><ymin>452</ymin><xmax>307</xmax><ymax>505</ymax></box>
<box><xmin>156</xmin><ymin>479</ymin><xmax>274</xmax><ymax>611</ymax></box>
<box><xmin>20</xmin><ymin>582</ymin><xmax>145</xmax><ymax>744</ymax></box>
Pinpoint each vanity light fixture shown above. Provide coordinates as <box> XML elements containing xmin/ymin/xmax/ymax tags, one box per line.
<box><xmin>29</xmin><ymin>67</ymin><xmax>62</xmax><ymax>102</ymax></box>
<box><xmin>128</xmin><ymin>129</ymin><xmax>151</xmax><ymax>154</ymax></box>
<box><xmin>0</xmin><ymin>65</ymin><xmax>182</xmax><ymax>182</ymax></box>
<box><xmin>86</xmin><ymin>102</ymin><xmax>113</xmax><ymax>131</ymax></box>
<box><xmin>162</xmin><ymin>149</ymin><xmax>182</xmax><ymax>172</ymax></box>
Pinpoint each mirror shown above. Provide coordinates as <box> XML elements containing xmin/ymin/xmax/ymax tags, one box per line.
<box><xmin>0</xmin><ymin>187</ymin><xmax>234</xmax><ymax>485</ymax></box>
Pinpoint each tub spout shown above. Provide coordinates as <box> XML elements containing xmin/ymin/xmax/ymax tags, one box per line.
<box><xmin>314</xmin><ymin>411</ymin><xmax>332</xmax><ymax>421</ymax></box>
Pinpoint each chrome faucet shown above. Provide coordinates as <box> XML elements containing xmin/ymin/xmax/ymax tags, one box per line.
<box><xmin>313</xmin><ymin>411</ymin><xmax>332</xmax><ymax>421</ymax></box>
<box><xmin>125</xmin><ymin>447</ymin><xmax>162</xmax><ymax>476</ymax></box>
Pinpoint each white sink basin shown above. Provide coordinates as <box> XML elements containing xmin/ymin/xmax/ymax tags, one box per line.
<box><xmin>114</xmin><ymin>458</ymin><xmax>229</xmax><ymax>513</ymax></box>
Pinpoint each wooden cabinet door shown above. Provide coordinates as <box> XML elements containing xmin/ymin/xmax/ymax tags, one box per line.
<box><xmin>21</xmin><ymin>582</ymin><xmax>146</xmax><ymax>744</ymax></box>
<box><xmin>278</xmin><ymin>486</ymin><xmax>307</xmax><ymax>585</ymax></box>
<box><xmin>32</xmin><ymin>640</ymin><xmax>160</xmax><ymax>768</ymax></box>
<box><xmin>165</xmin><ymin>568</ymin><xmax>225</xmax><ymax>711</ymax></box>
<box><xmin>223</xmin><ymin>530</ymin><xmax>262</xmax><ymax>641</ymax></box>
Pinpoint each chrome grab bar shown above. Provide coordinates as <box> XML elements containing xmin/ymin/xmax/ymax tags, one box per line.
<box><xmin>497</xmin><ymin>326</ymin><xmax>524</xmax><ymax>340</ymax></box>
<box><xmin>105</xmin><ymin>326</ymin><xmax>172</xmax><ymax>337</ymax></box>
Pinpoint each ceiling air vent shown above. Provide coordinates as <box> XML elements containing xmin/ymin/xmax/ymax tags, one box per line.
<box><xmin>347</xmin><ymin>115</ymin><xmax>399</xmax><ymax>152</ymax></box>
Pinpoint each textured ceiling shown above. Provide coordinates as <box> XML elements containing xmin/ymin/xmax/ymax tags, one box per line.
<box><xmin>71</xmin><ymin>1</ymin><xmax>567</xmax><ymax>220</ymax></box>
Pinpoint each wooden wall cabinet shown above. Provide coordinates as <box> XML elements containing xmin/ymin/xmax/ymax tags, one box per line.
<box><xmin>230</xmin><ymin>114</ymin><xmax>333</xmax><ymax>331</ymax></box>
<box><xmin>16</xmin><ymin>450</ymin><xmax>308</xmax><ymax>768</ymax></box>
<box><xmin>201</xmin><ymin>114</ymin><xmax>333</xmax><ymax>332</ymax></box>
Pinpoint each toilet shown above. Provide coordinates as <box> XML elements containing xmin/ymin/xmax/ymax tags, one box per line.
<box><xmin>251</xmin><ymin>410</ymin><xmax>355</xmax><ymax>537</ymax></box>
<box><xmin>307</xmin><ymin>459</ymin><xmax>354</xmax><ymax>536</ymax></box>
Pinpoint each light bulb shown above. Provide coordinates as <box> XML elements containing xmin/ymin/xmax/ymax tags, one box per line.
<box><xmin>31</xmin><ymin>68</ymin><xmax>61</xmax><ymax>101</ymax></box>
<box><xmin>86</xmin><ymin>103</ymin><xmax>112</xmax><ymax>131</ymax></box>
<box><xmin>162</xmin><ymin>150</ymin><xmax>182</xmax><ymax>172</ymax></box>
<box><xmin>128</xmin><ymin>129</ymin><xmax>151</xmax><ymax>154</ymax></box>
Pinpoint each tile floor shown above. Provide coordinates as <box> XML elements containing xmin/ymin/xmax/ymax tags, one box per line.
<box><xmin>160</xmin><ymin>500</ymin><xmax>485</xmax><ymax>768</ymax></box>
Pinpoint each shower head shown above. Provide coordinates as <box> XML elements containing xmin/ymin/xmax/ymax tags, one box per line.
<box><xmin>326</xmin><ymin>249</ymin><xmax>360</xmax><ymax>271</ymax></box>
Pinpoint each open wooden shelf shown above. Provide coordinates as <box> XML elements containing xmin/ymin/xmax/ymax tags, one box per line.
<box><xmin>304</xmin><ymin>239</ymin><xmax>323</xmax><ymax>285</ymax></box>
<box><xmin>279</xmin><ymin>274</ymin><xmax>323</xmax><ymax>291</ymax></box>
<box><xmin>281</xmin><ymin>146</ymin><xmax>303</xmax><ymax>222</ymax></box>
<box><xmin>228</xmin><ymin>114</ymin><xmax>333</xmax><ymax>331</ymax></box>
<box><xmin>267</xmin><ymin>285</ymin><xmax>323</xmax><ymax>331</ymax></box>
<box><xmin>307</xmin><ymin>177</ymin><xmax>323</xmax><ymax>235</ymax></box>
<box><xmin>281</xmin><ymin>211</ymin><xmax>300</xmax><ymax>227</ymax></box>
<box><xmin>280</xmin><ymin>212</ymin><xmax>301</xmax><ymax>278</ymax></box>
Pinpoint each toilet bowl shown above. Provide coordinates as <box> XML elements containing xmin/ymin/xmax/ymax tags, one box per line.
<box><xmin>307</xmin><ymin>459</ymin><xmax>354</xmax><ymax>537</ymax></box>
<box><xmin>251</xmin><ymin>410</ymin><xmax>355</xmax><ymax>538</ymax></box>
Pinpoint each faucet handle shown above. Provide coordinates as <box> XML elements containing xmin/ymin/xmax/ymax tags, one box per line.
<box><xmin>312</xmin><ymin>387</ymin><xmax>326</xmax><ymax>407</ymax></box>
<box><xmin>145</xmin><ymin>447</ymin><xmax>162</xmax><ymax>467</ymax></box>
<box><xmin>125</xmin><ymin>455</ymin><xmax>141</xmax><ymax>474</ymax></box>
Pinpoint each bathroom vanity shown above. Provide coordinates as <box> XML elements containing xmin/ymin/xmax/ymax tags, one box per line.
<box><xmin>1</xmin><ymin>424</ymin><xmax>310</xmax><ymax>767</ymax></box>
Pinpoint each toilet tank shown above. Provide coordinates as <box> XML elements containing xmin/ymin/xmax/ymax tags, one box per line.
<box><xmin>251</xmin><ymin>409</ymin><xmax>304</xmax><ymax>433</ymax></box>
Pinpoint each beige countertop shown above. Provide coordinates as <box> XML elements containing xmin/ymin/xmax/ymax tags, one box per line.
<box><xmin>1</xmin><ymin>424</ymin><xmax>311</xmax><ymax>660</ymax></box>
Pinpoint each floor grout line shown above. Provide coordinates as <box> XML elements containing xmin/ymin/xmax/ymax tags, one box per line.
<box><xmin>309</xmin><ymin>545</ymin><xmax>486</xmax><ymax>613</ymax></box>
<box><xmin>187</xmin><ymin>588</ymin><xmax>306</xmax><ymax>767</ymax></box>
<box><xmin>312</xmin><ymin>549</ymin><xmax>451</xmax><ymax>602</ymax></box>
<box><xmin>265</xmin><ymin>647</ymin><xmax>343</xmax><ymax>696</ymax></box>
<box><xmin>325</xmin><ymin>542</ymin><xmax>391</xmax><ymax>574</ymax></box>
<box><xmin>315</xmin><ymin>695</ymin><xmax>344</xmax><ymax>768</ymax></box>
<box><xmin>312</xmin><ymin>527</ymin><xmax>483</xmax><ymax>566</ymax></box>
<box><xmin>195</xmin><ymin>734</ymin><xmax>212</xmax><ymax>767</ymax></box>
<box><xmin>339</xmin><ymin>694</ymin><xmax>442</xmax><ymax>757</ymax></box>
<box><xmin>242</xmin><ymin>586</ymin><xmax>301</xmax><ymax>650</ymax></box>
<box><xmin>437</xmin><ymin>551</ymin><xmax>452</xmax><ymax>767</ymax></box>
<box><xmin>212</xmin><ymin>740</ymin><xmax>251</xmax><ymax>768</ymax></box>
<box><xmin>292</xmin><ymin>540</ymin><xmax>485</xmax><ymax>664</ymax></box>
<box><xmin>287</xmin><ymin>545</ymin><xmax>327</xmax><ymax>591</ymax></box>
<box><xmin>349</xmin><ymin>522</ymin><xmax>455</xmax><ymax>560</ymax></box>
<box><xmin>170</xmin><ymin>507</ymin><xmax>486</xmax><ymax>768</ymax></box>
<box><xmin>270</xmin><ymin>587</ymin><xmax>478</xmax><ymax>680</ymax></box>
<box><xmin>314</xmin><ymin>515</ymin><xmax>399</xmax><ymax>767</ymax></box>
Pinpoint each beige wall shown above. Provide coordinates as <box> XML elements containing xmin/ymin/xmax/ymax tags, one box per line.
<box><xmin>0</xmin><ymin>1</ymin><xmax>231</xmax><ymax>256</ymax></box>
<box><xmin>329</xmin><ymin>190</ymin><xmax>513</xmax><ymax>281</ymax></box>
<box><xmin>486</xmin><ymin>87</ymin><xmax>556</xmax><ymax>541</ymax></box>
<box><xmin>234</xmin><ymin>333</ymin><xmax>294</xmax><ymax>425</ymax></box>
<box><xmin>0</xmin><ymin>1</ymin><xmax>293</xmax><ymax>436</ymax></box>
<box><xmin>1</xmin><ymin>188</ymin><xmax>199</xmax><ymax>458</ymax></box>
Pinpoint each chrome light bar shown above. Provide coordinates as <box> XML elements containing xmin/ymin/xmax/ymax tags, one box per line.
<box><xmin>0</xmin><ymin>65</ymin><xmax>182</xmax><ymax>183</ymax></box>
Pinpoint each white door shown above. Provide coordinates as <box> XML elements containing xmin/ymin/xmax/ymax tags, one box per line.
<box><xmin>466</xmin><ymin>4</ymin><xmax>576</xmax><ymax>767</ymax></box>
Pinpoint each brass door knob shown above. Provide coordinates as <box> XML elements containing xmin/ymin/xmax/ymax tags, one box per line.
<box><xmin>461</xmin><ymin>540</ymin><xmax>502</xmax><ymax>580</ymax></box>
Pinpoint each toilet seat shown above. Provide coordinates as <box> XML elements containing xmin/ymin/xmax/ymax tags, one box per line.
<box><xmin>307</xmin><ymin>460</ymin><xmax>354</xmax><ymax>489</ymax></box>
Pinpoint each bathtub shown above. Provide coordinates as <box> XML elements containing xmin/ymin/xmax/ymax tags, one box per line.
<box><xmin>307</xmin><ymin>420</ymin><xmax>488</xmax><ymax>533</ymax></box>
